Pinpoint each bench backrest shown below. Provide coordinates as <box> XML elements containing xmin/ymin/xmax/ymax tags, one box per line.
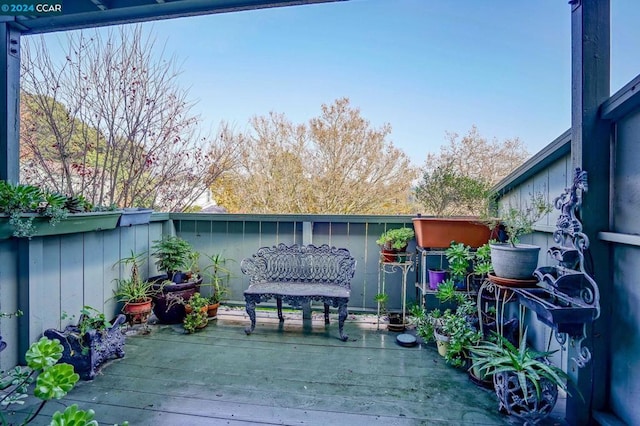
<box><xmin>241</xmin><ymin>243</ymin><xmax>356</xmax><ymax>288</ymax></box>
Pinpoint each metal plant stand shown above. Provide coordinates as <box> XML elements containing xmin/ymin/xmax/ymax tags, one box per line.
<box><xmin>377</xmin><ymin>252</ymin><xmax>414</xmax><ymax>331</ymax></box>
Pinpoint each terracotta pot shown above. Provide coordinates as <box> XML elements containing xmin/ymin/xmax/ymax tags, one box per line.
<box><xmin>381</xmin><ymin>248</ymin><xmax>397</xmax><ymax>262</ymax></box>
<box><xmin>207</xmin><ymin>302</ymin><xmax>220</xmax><ymax>318</ymax></box>
<box><xmin>412</xmin><ymin>217</ymin><xmax>491</xmax><ymax>249</ymax></box>
<box><xmin>185</xmin><ymin>305</ymin><xmax>209</xmax><ymax>315</ymax></box>
<box><xmin>122</xmin><ymin>298</ymin><xmax>152</xmax><ymax>325</ymax></box>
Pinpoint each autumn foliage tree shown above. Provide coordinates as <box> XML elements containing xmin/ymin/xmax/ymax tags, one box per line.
<box><xmin>416</xmin><ymin>126</ymin><xmax>529</xmax><ymax>216</ymax></box>
<box><xmin>213</xmin><ymin>98</ymin><xmax>418</xmax><ymax>214</ymax></box>
<box><xmin>20</xmin><ymin>26</ymin><xmax>238</xmax><ymax>211</ymax></box>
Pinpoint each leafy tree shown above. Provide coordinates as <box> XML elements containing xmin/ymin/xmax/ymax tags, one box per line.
<box><xmin>20</xmin><ymin>26</ymin><xmax>239</xmax><ymax>211</ymax></box>
<box><xmin>416</xmin><ymin>126</ymin><xmax>529</xmax><ymax>216</ymax></box>
<box><xmin>213</xmin><ymin>98</ymin><xmax>418</xmax><ymax>214</ymax></box>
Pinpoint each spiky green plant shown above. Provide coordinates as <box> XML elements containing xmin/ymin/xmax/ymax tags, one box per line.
<box><xmin>470</xmin><ymin>329</ymin><xmax>570</xmax><ymax>402</ymax></box>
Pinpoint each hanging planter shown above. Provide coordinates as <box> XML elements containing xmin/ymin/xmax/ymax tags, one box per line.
<box><xmin>117</xmin><ymin>208</ymin><xmax>153</xmax><ymax>227</ymax></box>
<box><xmin>0</xmin><ymin>211</ymin><xmax>121</xmax><ymax>239</ymax></box>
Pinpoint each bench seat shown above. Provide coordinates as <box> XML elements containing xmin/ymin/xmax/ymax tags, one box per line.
<box><xmin>244</xmin><ymin>282</ymin><xmax>350</xmax><ymax>299</ymax></box>
<box><xmin>241</xmin><ymin>243</ymin><xmax>356</xmax><ymax>341</ymax></box>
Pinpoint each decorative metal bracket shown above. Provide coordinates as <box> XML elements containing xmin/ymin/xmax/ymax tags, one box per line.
<box><xmin>516</xmin><ymin>168</ymin><xmax>599</xmax><ymax>368</ymax></box>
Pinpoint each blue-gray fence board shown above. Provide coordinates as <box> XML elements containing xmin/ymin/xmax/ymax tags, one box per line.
<box><xmin>4</xmin><ymin>215</ymin><xmax>416</xmax><ymax>369</ymax></box>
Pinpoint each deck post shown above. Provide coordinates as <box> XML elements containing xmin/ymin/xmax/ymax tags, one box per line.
<box><xmin>569</xmin><ymin>0</ymin><xmax>610</xmax><ymax>423</ymax></box>
<box><xmin>0</xmin><ymin>22</ymin><xmax>20</xmax><ymax>183</ymax></box>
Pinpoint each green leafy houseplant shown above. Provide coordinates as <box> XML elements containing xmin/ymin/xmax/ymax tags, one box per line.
<box><xmin>201</xmin><ymin>253</ymin><xmax>233</xmax><ymax>304</ymax></box>
<box><xmin>112</xmin><ymin>251</ymin><xmax>158</xmax><ymax>304</ymax></box>
<box><xmin>376</xmin><ymin>227</ymin><xmax>415</xmax><ymax>250</ymax></box>
<box><xmin>60</xmin><ymin>305</ymin><xmax>116</xmax><ymax>356</ymax></box>
<box><xmin>471</xmin><ymin>329</ymin><xmax>570</xmax><ymax>420</ymax></box>
<box><xmin>472</xmin><ymin>243</ymin><xmax>493</xmax><ymax>276</ymax></box>
<box><xmin>76</xmin><ymin>306</ymin><xmax>112</xmax><ymax>339</ymax></box>
<box><xmin>151</xmin><ymin>236</ymin><xmax>195</xmax><ymax>281</ymax></box>
<box><xmin>0</xmin><ymin>336</ymin><xmax>128</xmax><ymax>425</ymax></box>
<box><xmin>466</xmin><ymin>243</ymin><xmax>493</xmax><ymax>291</ymax></box>
<box><xmin>417</xmin><ymin>285</ymin><xmax>480</xmax><ymax>367</ymax></box>
<box><xmin>439</xmin><ymin>298</ymin><xmax>481</xmax><ymax>368</ymax></box>
<box><xmin>489</xmin><ymin>193</ymin><xmax>553</xmax><ymax>280</ymax></box>
<box><xmin>445</xmin><ymin>242</ymin><xmax>472</xmax><ymax>287</ymax></box>
<box><xmin>183</xmin><ymin>292</ymin><xmax>209</xmax><ymax>333</ymax></box>
<box><xmin>498</xmin><ymin>193</ymin><xmax>553</xmax><ymax>247</ymax></box>
<box><xmin>374</xmin><ymin>293</ymin><xmax>389</xmax><ymax>314</ymax></box>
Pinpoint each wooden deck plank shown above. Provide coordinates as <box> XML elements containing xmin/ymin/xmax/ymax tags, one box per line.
<box><xmin>20</xmin><ymin>311</ymin><xmax>564</xmax><ymax>425</ymax></box>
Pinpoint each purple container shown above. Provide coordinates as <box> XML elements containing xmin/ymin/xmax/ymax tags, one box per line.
<box><xmin>428</xmin><ymin>269</ymin><xmax>447</xmax><ymax>290</ymax></box>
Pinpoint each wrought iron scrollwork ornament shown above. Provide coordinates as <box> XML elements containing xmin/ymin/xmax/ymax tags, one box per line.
<box><xmin>524</xmin><ymin>168</ymin><xmax>600</xmax><ymax>369</ymax></box>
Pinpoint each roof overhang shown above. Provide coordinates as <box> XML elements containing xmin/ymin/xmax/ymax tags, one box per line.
<box><xmin>2</xmin><ymin>0</ymin><xmax>346</xmax><ymax>34</ymax></box>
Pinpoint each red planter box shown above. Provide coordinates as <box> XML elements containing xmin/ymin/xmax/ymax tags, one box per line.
<box><xmin>412</xmin><ymin>217</ymin><xmax>492</xmax><ymax>249</ymax></box>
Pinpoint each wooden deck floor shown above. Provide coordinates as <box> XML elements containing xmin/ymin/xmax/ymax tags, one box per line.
<box><xmin>24</xmin><ymin>308</ymin><xmax>565</xmax><ymax>425</ymax></box>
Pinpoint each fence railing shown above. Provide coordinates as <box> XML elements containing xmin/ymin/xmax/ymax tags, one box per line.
<box><xmin>0</xmin><ymin>213</ymin><xmax>417</xmax><ymax>369</ymax></box>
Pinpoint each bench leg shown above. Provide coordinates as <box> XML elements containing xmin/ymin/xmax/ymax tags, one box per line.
<box><xmin>338</xmin><ymin>302</ymin><xmax>348</xmax><ymax>341</ymax></box>
<box><xmin>324</xmin><ymin>303</ymin><xmax>330</xmax><ymax>325</ymax></box>
<box><xmin>245</xmin><ymin>298</ymin><xmax>256</xmax><ymax>335</ymax></box>
<box><xmin>277</xmin><ymin>298</ymin><xmax>284</xmax><ymax>322</ymax></box>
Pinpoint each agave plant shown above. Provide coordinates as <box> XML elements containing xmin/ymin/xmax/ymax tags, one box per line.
<box><xmin>470</xmin><ymin>329</ymin><xmax>570</xmax><ymax>402</ymax></box>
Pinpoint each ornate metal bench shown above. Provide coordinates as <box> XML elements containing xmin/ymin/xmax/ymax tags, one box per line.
<box><xmin>241</xmin><ymin>243</ymin><xmax>356</xmax><ymax>341</ymax></box>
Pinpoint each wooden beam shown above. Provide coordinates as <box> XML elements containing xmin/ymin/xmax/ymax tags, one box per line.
<box><xmin>0</xmin><ymin>23</ymin><xmax>20</xmax><ymax>183</ymax></box>
<box><xmin>569</xmin><ymin>0</ymin><xmax>610</xmax><ymax>423</ymax></box>
<box><xmin>13</xmin><ymin>0</ymin><xmax>347</xmax><ymax>35</ymax></box>
<box><xmin>600</xmin><ymin>73</ymin><xmax>640</xmax><ymax>120</ymax></box>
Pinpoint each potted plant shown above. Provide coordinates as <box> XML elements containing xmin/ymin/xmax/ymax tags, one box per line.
<box><xmin>0</xmin><ymin>181</ymin><xmax>121</xmax><ymax>239</ymax></box>
<box><xmin>183</xmin><ymin>292</ymin><xmax>209</xmax><ymax>333</ymax></box>
<box><xmin>151</xmin><ymin>235</ymin><xmax>194</xmax><ymax>283</ymax></box>
<box><xmin>489</xmin><ymin>193</ymin><xmax>553</xmax><ymax>280</ymax></box>
<box><xmin>412</xmin><ymin>216</ymin><xmax>493</xmax><ymax>250</ymax></box>
<box><xmin>374</xmin><ymin>292</ymin><xmax>403</xmax><ymax>331</ymax></box>
<box><xmin>470</xmin><ymin>329</ymin><xmax>570</xmax><ymax>424</ymax></box>
<box><xmin>445</xmin><ymin>241</ymin><xmax>472</xmax><ymax>290</ymax></box>
<box><xmin>468</xmin><ymin>243</ymin><xmax>493</xmax><ymax>292</ymax></box>
<box><xmin>433</xmin><ymin>297</ymin><xmax>479</xmax><ymax>366</ymax></box>
<box><xmin>112</xmin><ymin>251</ymin><xmax>158</xmax><ymax>328</ymax></box>
<box><xmin>427</xmin><ymin>267</ymin><xmax>447</xmax><ymax>290</ymax></box>
<box><xmin>412</xmin><ymin>168</ymin><xmax>495</xmax><ymax>249</ymax></box>
<box><xmin>376</xmin><ymin>227</ymin><xmax>415</xmax><ymax>262</ymax></box>
<box><xmin>200</xmin><ymin>253</ymin><xmax>233</xmax><ymax>318</ymax></box>
<box><xmin>44</xmin><ymin>306</ymin><xmax>126</xmax><ymax>380</ymax></box>
<box><xmin>149</xmin><ymin>236</ymin><xmax>202</xmax><ymax>324</ymax></box>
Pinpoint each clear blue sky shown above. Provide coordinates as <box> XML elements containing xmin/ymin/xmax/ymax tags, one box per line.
<box><xmin>37</xmin><ymin>0</ymin><xmax>640</xmax><ymax>166</ymax></box>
